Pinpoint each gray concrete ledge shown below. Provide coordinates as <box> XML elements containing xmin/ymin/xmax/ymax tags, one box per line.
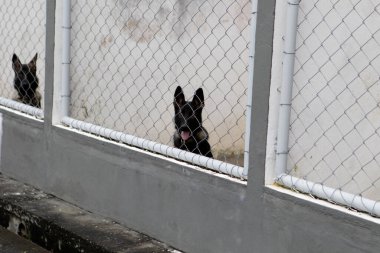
<box><xmin>0</xmin><ymin>173</ymin><xmax>181</xmax><ymax>253</ymax></box>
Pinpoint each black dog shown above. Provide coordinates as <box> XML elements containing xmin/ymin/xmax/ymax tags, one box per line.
<box><xmin>12</xmin><ymin>53</ymin><xmax>41</xmax><ymax>108</ymax></box>
<box><xmin>173</xmin><ymin>86</ymin><xmax>213</xmax><ymax>158</ymax></box>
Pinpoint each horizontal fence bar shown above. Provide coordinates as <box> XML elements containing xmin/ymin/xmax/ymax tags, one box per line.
<box><xmin>0</xmin><ymin>97</ymin><xmax>43</xmax><ymax>118</ymax></box>
<box><xmin>62</xmin><ymin>117</ymin><xmax>246</xmax><ymax>179</ymax></box>
<box><xmin>277</xmin><ymin>174</ymin><xmax>380</xmax><ymax>217</ymax></box>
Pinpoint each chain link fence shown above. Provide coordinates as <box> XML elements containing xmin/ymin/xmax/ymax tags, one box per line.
<box><xmin>0</xmin><ymin>0</ymin><xmax>45</xmax><ymax>110</ymax></box>
<box><xmin>282</xmin><ymin>0</ymin><xmax>380</xmax><ymax>206</ymax></box>
<box><xmin>69</xmin><ymin>0</ymin><xmax>252</xmax><ymax>167</ymax></box>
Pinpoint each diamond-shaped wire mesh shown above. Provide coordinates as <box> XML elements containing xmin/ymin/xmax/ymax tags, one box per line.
<box><xmin>0</xmin><ymin>0</ymin><xmax>45</xmax><ymax>108</ymax></box>
<box><xmin>69</xmin><ymin>0</ymin><xmax>252</xmax><ymax>166</ymax></box>
<box><xmin>287</xmin><ymin>0</ymin><xmax>380</xmax><ymax>201</ymax></box>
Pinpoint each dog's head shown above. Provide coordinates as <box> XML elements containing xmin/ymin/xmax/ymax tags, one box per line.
<box><xmin>12</xmin><ymin>53</ymin><xmax>39</xmax><ymax>97</ymax></box>
<box><xmin>173</xmin><ymin>86</ymin><xmax>205</xmax><ymax>141</ymax></box>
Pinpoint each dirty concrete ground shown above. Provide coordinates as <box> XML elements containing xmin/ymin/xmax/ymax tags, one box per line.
<box><xmin>0</xmin><ymin>173</ymin><xmax>181</xmax><ymax>253</ymax></box>
<box><xmin>0</xmin><ymin>226</ymin><xmax>49</xmax><ymax>253</ymax></box>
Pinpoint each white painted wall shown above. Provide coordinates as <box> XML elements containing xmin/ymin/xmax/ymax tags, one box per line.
<box><xmin>267</xmin><ymin>0</ymin><xmax>380</xmax><ymax>201</ymax></box>
<box><xmin>0</xmin><ymin>0</ymin><xmax>251</xmax><ymax>165</ymax></box>
<box><xmin>69</xmin><ymin>0</ymin><xmax>253</xmax><ymax>165</ymax></box>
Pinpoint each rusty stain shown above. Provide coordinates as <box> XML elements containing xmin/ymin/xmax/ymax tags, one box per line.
<box><xmin>100</xmin><ymin>35</ymin><xmax>113</xmax><ymax>48</ymax></box>
<box><xmin>122</xmin><ymin>19</ymin><xmax>139</xmax><ymax>32</ymax></box>
<box><xmin>122</xmin><ymin>18</ymin><xmax>160</xmax><ymax>44</ymax></box>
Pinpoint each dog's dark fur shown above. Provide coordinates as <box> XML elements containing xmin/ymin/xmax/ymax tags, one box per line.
<box><xmin>12</xmin><ymin>53</ymin><xmax>41</xmax><ymax>108</ymax></box>
<box><xmin>173</xmin><ymin>86</ymin><xmax>213</xmax><ymax>158</ymax></box>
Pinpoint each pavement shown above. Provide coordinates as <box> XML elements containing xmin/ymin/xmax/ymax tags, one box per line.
<box><xmin>0</xmin><ymin>173</ymin><xmax>181</xmax><ymax>253</ymax></box>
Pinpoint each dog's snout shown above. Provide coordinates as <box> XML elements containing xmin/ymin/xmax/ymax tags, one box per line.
<box><xmin>21</xmin><ymin>80</ymin><xmax>32</xmax><ymax>89</ymax></box>
<box><xmin>179</xmin><ymin>124</ymin><xmax>189</xmax><ymax>132</ymax></box>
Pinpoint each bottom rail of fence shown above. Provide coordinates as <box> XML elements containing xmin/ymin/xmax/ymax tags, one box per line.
<box><xmin>0</xmin><ymin>97</ymin><xmax>43</xmax><ymax>118</ymax></box>
<box><xmin>62</xmin><ymin>116</ymin><xmax>247</xmax><ymax>180</ymax></box>
<box><xmin>276</xmin><ymin>173</ymin><xmax>380</xmax><ymax>217</ymax></box>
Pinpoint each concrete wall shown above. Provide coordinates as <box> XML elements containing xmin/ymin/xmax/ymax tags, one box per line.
<box><xmin>0</xmin><ymin>1</ymin><xmax>380</xmax><ymax>253</ymax></box>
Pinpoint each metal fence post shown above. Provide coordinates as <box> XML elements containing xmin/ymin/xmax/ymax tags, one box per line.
<box><xmin>243</xmin><ymin>0</ymin><xmax>258</xmax><ymax>177</ymax></box>
<box><xmin>275</xmin><ymin>0</ymin><xmax>300</xmax><ymax>177</ymax></box>
<box><xmin>61</xmin><ymin>0</ymin><xmax>71</xmax><ymax>118</ymax></box>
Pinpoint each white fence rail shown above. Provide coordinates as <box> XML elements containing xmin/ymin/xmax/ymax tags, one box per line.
<box><xmin>62</xmin><ymin>116</ymin><xmax>246</xmax><ymax>178</ymax></box>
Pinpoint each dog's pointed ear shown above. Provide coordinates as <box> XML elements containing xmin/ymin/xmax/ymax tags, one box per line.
<box><xmin>192</xmin><ymin>88</ymin><xmax>204</xmax><ymax>109</ymax></box>
<box><xmin>174</xmin><ymin>86</ymin><xmax>185</xmax><ymax>108</ymax></box>
<box><xmin>28</xmin><ymin>53</ymin><xmax>38</xmax><ymax>73</ymax></box>
<box><xmin>12</xmin><ymin>54</ymin><xmax>22</xmax><ymax>73</ymax></box>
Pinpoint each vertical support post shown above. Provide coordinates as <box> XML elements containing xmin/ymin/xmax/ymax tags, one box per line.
<box><xmin>243</xmin><ymin>0</ymin><xmax>277</xmax><ymax>249</ymax></box>
<box><xmin>274</xmin><ymin>0</ymin><xmax>300</xmax><ymax>177</ymax></box>
<box><xmin>245</xmin><ymin>0</ymin><xmax>277</xmax><ymax>189</ymax></box>
<box><xmin>44</xmin><ymin>0</ymin><xmax>56</xmax><ymax>128</ymax></box>
<box><xmin>61</xmin><ymin>0</ymin><xmax>71</xmax><ymax>118</ymax></box>
<box><xmin>243</xmin><ymin>0</ymin><xmax>258</xmax><ymax>177</ymax></box>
